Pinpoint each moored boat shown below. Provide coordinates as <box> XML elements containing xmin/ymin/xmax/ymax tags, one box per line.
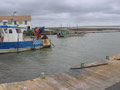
<box><xmin>0</xmin><ymin>26</ymin><xmax>51</xmax><ymax>53</ymax></box>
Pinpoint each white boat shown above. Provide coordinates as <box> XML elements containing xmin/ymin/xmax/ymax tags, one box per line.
<box><xmin>0</xmin><ymin>26</ymin><xmax>51</xmax><ymax>54</ymax></box>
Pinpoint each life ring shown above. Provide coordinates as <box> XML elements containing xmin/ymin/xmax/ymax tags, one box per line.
<box><xmin>1</xmin><ymin>36</ymin><xmax>4</xmax><ymax>41</ymax></box>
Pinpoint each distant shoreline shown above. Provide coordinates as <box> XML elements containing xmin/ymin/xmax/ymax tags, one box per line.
<box><xmin>47</xmin><ymin>27</ymin><xmax>120</xmax><ymax>31</ymax></box>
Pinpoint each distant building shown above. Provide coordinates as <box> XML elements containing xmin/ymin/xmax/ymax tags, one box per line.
<box><xmin>0</xmin><ymin>16</ymin><xmax>31</xmax><ymax>31</ymax></box>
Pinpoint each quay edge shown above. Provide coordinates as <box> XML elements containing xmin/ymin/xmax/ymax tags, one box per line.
<box><xmin>0</xmin><ymin>59</ymin><xmax>120</xmax><ymax>90</ymax></box>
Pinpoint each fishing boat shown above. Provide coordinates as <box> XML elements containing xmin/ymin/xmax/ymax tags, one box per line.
<box><xmin>0</xmin><ymin>26</ymin><xmax>51</xmax><ymax>54</ymax></box>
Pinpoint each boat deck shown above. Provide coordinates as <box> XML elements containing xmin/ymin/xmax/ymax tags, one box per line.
<box><xmin>0</xmin><ymin>60</ymin><xmax>120</xmax><ymax>90</ymax></box>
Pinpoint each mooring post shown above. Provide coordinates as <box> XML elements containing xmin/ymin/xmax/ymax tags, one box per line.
<box><xmin>81</xmin><ymin>63</ymin><xmax>85</xmax><ymax>67</ymax></box>
<box><xmin>40</xmin><ymin>72</ymin><xmax>46</xmax><ymax>79</ymax></box>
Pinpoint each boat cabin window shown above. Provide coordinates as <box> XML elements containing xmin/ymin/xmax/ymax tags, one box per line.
<box><xmin>9</xmin><ymin>29</ymin><xmax>12</xmax><ymax>34</ymax></box>
<box><xmin>16</xmin><ymin>29</ymin><xmax>21</xmax><ymax>33</ymax></box>
<box><xmin>14</xmin><ymin>21</ymin><xmax>17</xmax><ymax>25</ymax></box>
<box><xmin>4</xmin><ymin>29</ymin><xmax>7</xmax><ymax>33</ymax></box>
<box><xmin>25</xmin><ymin>20</ymin><xmax>27</xmax><ymax>25</ymax></box>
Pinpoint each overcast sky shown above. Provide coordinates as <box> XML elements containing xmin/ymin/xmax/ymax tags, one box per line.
<box><xmin>1</xmin><ymin>0</ymin><xmax>120</xmax><ymax>27</ymax></box>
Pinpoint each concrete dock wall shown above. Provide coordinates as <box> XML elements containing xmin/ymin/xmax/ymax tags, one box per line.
<box><xmin>0</xmin><ymin>60</ymin><xmax>120</xmax><ymax>90</ymax></box>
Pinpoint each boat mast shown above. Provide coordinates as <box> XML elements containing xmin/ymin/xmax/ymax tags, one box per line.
<box><xmin>11</xmin><ymin>11</ymin><xmax>19</xmax><ymax>53</ymax></box>
<box><xmin>17</xmin><ymin>24</ymin><xmax>20</xmax><ymax>54</ymax></box>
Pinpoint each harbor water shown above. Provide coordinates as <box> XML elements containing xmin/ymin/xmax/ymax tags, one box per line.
<box><xmin>0</xmin><ymin>31</ymin><xmax>120</xmax><ymax>83</ymax></box>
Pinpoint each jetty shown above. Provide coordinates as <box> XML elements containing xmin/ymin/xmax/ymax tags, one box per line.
<box><xmin>0</xmin><ymin>60</ymin><xmax>120</xmax><ymax>90</ymax></box>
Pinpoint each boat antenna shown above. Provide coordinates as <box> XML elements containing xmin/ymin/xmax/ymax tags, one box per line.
<box><xmin>11</xmin><ymin>11</ymin><xmax>16</xmax><ymax>23</ymax></box>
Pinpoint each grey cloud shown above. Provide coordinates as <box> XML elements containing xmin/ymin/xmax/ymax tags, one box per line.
<box><xmin>0</xmin><ymin>0</ymin><xmax>120</xmax><ymax>27</ymax></box>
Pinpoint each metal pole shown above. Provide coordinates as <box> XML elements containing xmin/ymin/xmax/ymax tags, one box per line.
<box><xmin>17</xmin><ymin>29</ymin><xmax>19</xmax><ymax>54</ymax></box>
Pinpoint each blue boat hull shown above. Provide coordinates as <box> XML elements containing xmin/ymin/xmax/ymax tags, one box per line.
<box><xmin>0</xmin><ymin>40</ymin><xmax>51</xmax><ymax>53</ymax></box>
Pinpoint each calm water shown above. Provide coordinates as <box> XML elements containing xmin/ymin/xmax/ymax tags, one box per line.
<box><xmin>0</xmin><ymin>32</ymin><xmax>120</xmax><ymax>83</ymax></box>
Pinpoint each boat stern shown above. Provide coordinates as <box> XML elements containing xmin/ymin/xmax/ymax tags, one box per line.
<box><xmin>43</xmin><ymin>39</ymin><xmax>51</xmax><ymax>48</ymax></box>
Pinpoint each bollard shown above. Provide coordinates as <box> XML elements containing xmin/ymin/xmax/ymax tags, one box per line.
<box><xmin>40</xmin><ymin>72</ymin><xmax>46</xmax><ymax>79</ymax></box>
<box><xmin>81</xmin><ymin>63</ymin><xmax>85</xmax><ymax>67</ymax></box>
<box><xmin>21</xmin><ymin>86</ymin><xmax>27</xmax><ymax>90</ymax></box>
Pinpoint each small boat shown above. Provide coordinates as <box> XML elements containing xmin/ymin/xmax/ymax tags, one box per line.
<box><xmin>57</xmin><ymin>29</ymin><xmax>86</xmax><ymax>38</ymax></box>
<box><xmin>0</xmin><ymin>26</ymin><xmax>51</xmax><ymax>54</ymax></box>
<box><xmin>57</xmin><ymin>29</ymin><xmax>68</xmax><ymax>37</ymax></box>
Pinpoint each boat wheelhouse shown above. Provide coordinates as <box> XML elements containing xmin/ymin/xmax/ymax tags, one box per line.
<box><xmin>0</xmin><ymin>26</ymin><xmax>51</xmax><ymax>53</ymax></box>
